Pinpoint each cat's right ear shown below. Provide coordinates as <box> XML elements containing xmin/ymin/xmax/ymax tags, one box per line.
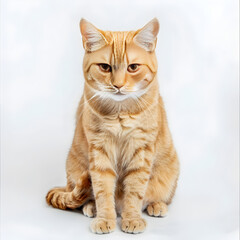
<box><xmin>133</xmin><ymin>18</ymin><xmax>160</xmax><ymax>52</ymax></box>
<box><xmin>79</xmin><ymin>19</ymin><xmax>107</xmax><ymax>52</ymax></box>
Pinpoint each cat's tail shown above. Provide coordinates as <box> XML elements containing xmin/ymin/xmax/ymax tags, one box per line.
<box><xmin>46</xmin><ymin>172</ymin><xmax>91</xmax><ymax>210</ymax></box>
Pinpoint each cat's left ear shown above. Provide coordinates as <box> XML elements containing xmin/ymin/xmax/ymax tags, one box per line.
<box><xmin>79</xmin><ymin>18</ymin><xmax>107</xmax><ymax>52</ymax></box>
<box><xmin>133</xmin><ymin>18</ymin><xmax>160</xmax><ymax>52</ymax></box>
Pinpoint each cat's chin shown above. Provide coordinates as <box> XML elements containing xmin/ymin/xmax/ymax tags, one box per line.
<box><xmin>95</xmin><ymin>89</ymin><xmax>148</xmax><ymax>102</ymax></box>
<box><xmin>107</xmin><ymin>93</ymin><xmax>130</xmax><ymax>102</ymax></box>
<box><xmin>94</xmin><ymin>91</ymin><xmax>131</xmax><ymax>102</ymax></box>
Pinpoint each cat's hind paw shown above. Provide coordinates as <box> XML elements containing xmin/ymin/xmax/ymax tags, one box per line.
<box><xmin>82</xmin><ymin>200</ymin><xmax>96</xmax><ymax>218</ymax></box>
<box><xmin>146</xmin><ymin>201</ymin><xmax>168</xmax><ymax>217</ymax></box>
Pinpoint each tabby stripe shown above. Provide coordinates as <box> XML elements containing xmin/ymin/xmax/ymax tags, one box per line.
<box><xmin>95</xmin><ymin>190</ymin><xmax>113</xmax><ymax>200</ymax></box>
<box><xmin>139</xmin><ymin>177</ymin><xmax>148</xmax><ymax>184</ymax></box>
<box><xmin>129</xmin><ymin>191</ymin><xmax>144</xmax><ymax>200</ymax></box>
<box><xmin>132</xmin><ymin>145</ymin><xmax>153</xmax><ymax>160</ymax></box>
<box><xmin>90</xmin><ymin>145</ymin><xmax>108</xmax><ymax>157</ymax></box>
<box><xmin>90</xmin><ymin>167</ymin><xmax>116</xmax><ymax>177</ymax></box>
<box><xmin>124</xmin><ymin>167</ymin><xmax>150</xmax><ymax>178</ymax></box>
<box><xmin>144</xmin><ymin>158</ymin><xmax>151</xmax><ymax>167</ymax></box>
<box><xmin>144</xmin><ymin>144</ymin><xmax>153</xmax><ymax>152</ymax></box>
<box><xmin>55</xmin><ymin>194</ymin><xmax>60</xmax><ymax>206</ymax></box>
<box><xmin>136</xmin><ymin>127</ymin><xmax>155</xmax><ymax>133</ymax></box>
<box><xmin>132</xmin><ymin>147</ymin><xmax>144</xmax><ymax>160</ymax></box>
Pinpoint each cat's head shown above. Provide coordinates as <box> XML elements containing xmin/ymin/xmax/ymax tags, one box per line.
<box><xmin>80</xmin><ymin>18</ymin><xmax>159</xmax><ymax>102</ymax></box>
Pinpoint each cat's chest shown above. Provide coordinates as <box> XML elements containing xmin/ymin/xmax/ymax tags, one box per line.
<box><xmin>103</xmin><ymin>114</ymin><xmax>139</xmax><ymax>137</ymax></box>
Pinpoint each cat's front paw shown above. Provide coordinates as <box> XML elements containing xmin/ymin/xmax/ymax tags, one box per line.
<box><xmin>90</xmin><ymin>218</ymin><xmax>116</xmax><ymax>234</ymax></box>
<box><xmin>121</xmin><ymin>218</ymin><xmax>146</xmax><ymax>234</ymax></box>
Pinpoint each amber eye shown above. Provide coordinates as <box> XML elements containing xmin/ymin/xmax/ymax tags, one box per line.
<box><xmin>127</xmin><ymin>64</ymin><xmax>140</xmax><ymax>73</ymax></box>
<box><xmin>98</xmin><ymin>64</ymin><xmax>112</xmax><ymax>72</ymax></box>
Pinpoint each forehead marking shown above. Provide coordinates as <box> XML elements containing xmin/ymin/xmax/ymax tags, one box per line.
<box><xmin>112</xmin><ymin>32</ymin><xmax>127</xmax><ymax>66</ymax></box>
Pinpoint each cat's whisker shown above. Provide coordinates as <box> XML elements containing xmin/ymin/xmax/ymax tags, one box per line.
<box><xmin>77</xmin><ymin>93</ymin><xmax>100</xmax><ymax>119</ymax></box>
<box><xmin>98</xmin><ymin>87</ymin><xmax>117</xmax><ymax>93</ymax></box>
<box><xmin>132</xmin><ymin>95</ymin><xmax>150</xmax><ymax>130</ymax></box>
<box><xmin>136</xmin><ymin>95</ymin><xmax>156</xmax><ymax>125</ymax></box>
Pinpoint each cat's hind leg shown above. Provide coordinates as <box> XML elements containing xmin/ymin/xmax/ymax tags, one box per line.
<box><xmin>144</xmin><ymin>154</ymin><xmax>179</xmax><ymax>217</ymax></box>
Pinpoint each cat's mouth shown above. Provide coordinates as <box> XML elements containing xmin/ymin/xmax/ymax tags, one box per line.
<box><xmin>115</xmin><ymin>91</ymin><xmax>125</xmax><ymax>96</ymax></box>
<box><xmin>102</xmin><ymin>90</ymin><xmax>130</xmax><ymax>102</ymax></box>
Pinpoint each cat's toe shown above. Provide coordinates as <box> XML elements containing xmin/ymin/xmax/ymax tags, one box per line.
<box><xmin>147</xmin><ymin>202</ymin><xmax>168</xmax><ymax>217</ymax></box>
<box><xmin>91</xmin><ymin>218</ymin><xmax>116</xmax><ymax>234</ymax></box>
<box><xmin>121</xmin><ymin>218</ymin><xmax>146</xmax><ymax>234</ymax></box>
<box><xmin>82</xmin><ymin>201</ymin><xmax>96</xmax><ymax>218</ymax></box>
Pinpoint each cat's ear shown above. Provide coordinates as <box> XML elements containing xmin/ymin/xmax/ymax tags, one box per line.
<box><xmin>79</xmin><ymin>19</ymin><xmax>107</xmax><ymax>52</ymax></box>
<box><xmin>133</xmin><ymin>18</ymin><xmax>160</xmax><ymax>52</ymax></box>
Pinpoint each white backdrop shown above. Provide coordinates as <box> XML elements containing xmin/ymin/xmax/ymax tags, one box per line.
<box><xmin>1</xmin><ymin>0</ymin><xmax>239</xmax><ymax>239</ymax></box>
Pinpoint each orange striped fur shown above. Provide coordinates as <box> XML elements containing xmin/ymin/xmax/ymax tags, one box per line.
<box><xmin>46</xmin><ymin>18</ymin><xmax>179</xmax><ymax>234</ymax></box>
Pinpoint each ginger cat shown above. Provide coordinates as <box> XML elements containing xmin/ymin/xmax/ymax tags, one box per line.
<box><xmin>46</xmin><ymin>18</ymin><xmax>179</xmax><ymax>234</ymax></box>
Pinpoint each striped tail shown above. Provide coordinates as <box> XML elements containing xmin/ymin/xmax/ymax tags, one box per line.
<box><xmin>46</xmin><ymin>173</ymin><xmax>91</xmax><ymax>210</ymax></box>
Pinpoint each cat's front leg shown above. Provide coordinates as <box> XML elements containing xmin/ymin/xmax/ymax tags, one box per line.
<box><xmin>89</xmin><ymin>144</ymin><xmax>117</xmax><ymax>234</ymax></box>
<box><xmin>121</xmin><ymin>145</ymin><xmax>153</xmax><ymax>234</ymax></box>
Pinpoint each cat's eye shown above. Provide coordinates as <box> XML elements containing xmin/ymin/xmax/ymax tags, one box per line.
<box><xmin>98</xmin><ymin>64</ymin><xmax>112</xmax><ymax>73</ymax></box>
<box><xmin>127</xmin><ymin>64</ymin><xmax>140</xmax><ymax>73</ymax></box>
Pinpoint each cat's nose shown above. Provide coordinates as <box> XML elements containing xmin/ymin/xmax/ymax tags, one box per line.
<box><xmin>113</xmin><ymin>69</ymin><xmax>126</xmax><ymax>89</ymax></box>
<box><xmin>113</xmin><ymin>83</ymin><xmax>124</xmax><ymax>89</ymax></box>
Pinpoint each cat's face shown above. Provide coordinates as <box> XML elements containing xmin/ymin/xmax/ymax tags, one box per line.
<box><xmin>80</xmin><ymin>19</ymin><xmax>159</xmax><ymax>102</ymax></box>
